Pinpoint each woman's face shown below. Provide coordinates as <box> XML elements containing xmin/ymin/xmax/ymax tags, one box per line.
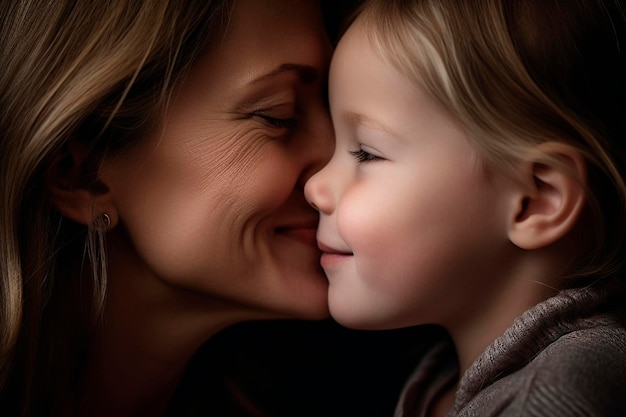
<box><xmin>100</xmin><ymin>0</ymin><xmax>334</xmax><ymax>320</ymax></box>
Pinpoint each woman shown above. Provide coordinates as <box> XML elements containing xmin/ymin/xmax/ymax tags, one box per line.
<box><xmin>0</xmin><ymin>0</ymin><xmax>335</xmax><ymax>415</ymax></box>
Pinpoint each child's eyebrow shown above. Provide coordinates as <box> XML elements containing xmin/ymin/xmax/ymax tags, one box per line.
<box><xmin>345</xmin><ymin>111</ymin><xmax>400</xmax><ymax>138</ymax></box>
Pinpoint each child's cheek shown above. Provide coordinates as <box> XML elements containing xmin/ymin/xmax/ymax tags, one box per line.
<box><xmin>337</xmin><ymin>189</ymin><xmax>409</xmax><ymax>282</ymax></box>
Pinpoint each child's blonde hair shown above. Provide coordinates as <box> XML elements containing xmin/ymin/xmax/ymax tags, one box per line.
<box><xmin>356</xmin><ymin>0</ymin><xmax>626</xmax><ymax>281</ymax></box>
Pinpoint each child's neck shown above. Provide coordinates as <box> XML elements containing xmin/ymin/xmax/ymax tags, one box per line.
<box><xmin>448</xmin><ymin>250</ymin><xmax>565</xmax><ymax>381</ymax></box>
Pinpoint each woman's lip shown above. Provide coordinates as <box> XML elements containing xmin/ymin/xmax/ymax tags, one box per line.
<box><xmin>276</xmin><ymin>223</ymin><xmax>318</xmax><ymax>247</ymax></box>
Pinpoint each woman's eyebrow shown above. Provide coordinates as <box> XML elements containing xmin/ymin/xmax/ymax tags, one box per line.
<box><xmin>250</xmin><ymin>63</ymin><xmax>319</xmax><ymax>85</ymax></box>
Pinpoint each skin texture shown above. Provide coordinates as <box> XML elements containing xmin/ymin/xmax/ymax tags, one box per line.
<box><xmin>75</xmin><ymin>1</ymin><xmax>335</xmax><ymax>415</ymax></box>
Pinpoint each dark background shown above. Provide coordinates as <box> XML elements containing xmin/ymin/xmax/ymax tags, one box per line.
<box><xmin>178</xmin><ymin>319</ymin><xmax>444</xmax><ymax>417</ymax></box>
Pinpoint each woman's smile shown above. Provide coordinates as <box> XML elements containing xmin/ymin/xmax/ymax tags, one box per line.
<box><xmin>275</xmin><ymin>220</ymin><xmax>319</xmax><ymax>247</ymax></box>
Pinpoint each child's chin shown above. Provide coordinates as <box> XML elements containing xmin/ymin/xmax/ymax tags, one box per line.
<box><xmin>330</xmin><ymin>307</ymin><xmax>385</xmax><ymax>330</ymax></box>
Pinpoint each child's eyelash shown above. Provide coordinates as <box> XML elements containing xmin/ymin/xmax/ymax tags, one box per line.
<box><xmin>350</xmin><ymin>148</ymin><xmax>381</xmax><ymax>163</ymax></box>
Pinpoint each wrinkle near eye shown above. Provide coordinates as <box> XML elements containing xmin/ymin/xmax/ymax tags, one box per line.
<box><xmin>186</xmin><ymin>121</ymin><xmax>275</xmax><ymax>195</ymax></box>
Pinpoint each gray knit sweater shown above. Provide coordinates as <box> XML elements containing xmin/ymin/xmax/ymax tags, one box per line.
<box><xmin>395</xmin><ymin>277</ymin><xmax>626</xmax><ymax>417</ymax></box>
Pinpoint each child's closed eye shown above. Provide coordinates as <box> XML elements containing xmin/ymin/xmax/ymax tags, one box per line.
<box><xmin>350</xmin><ymin>147</ymin><xmax>383</xmax><ymax>163</ymax></box>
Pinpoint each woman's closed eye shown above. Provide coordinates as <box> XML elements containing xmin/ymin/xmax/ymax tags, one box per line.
<box><xmin>253</xmin><ymin>112</ymin><xmax>298</xmax><ymax>130</ymax></box>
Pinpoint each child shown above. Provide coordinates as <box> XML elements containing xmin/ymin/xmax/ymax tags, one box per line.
<box><xmin>305</xmin><ymin>0</ymin><xmax>626</xmax><ymax>415</ymax></box>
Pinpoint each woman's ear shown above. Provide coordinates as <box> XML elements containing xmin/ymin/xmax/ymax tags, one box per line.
<box><xmin>508</xmin><ymin>142</ymin><xmax>587</xmax><ymax>250</ymax></box>
<box><xmin>46</xmin><ymin>141</ymin><xmax>118</xmax><ymax>229</ymax></box>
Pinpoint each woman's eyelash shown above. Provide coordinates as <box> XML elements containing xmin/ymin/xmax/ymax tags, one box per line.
<box><xmin>350</xmin><ymin>148</ymin><xmax>381</xmax><ymax>163</ymax></box>
<box><xmin>254</xmin><ymin>113</ymin><xmax>297</xmax><ymax>129</ymax></box>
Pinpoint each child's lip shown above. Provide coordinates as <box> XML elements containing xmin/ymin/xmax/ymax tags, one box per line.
<box><xmin>318</xmin><ymin>242</ymin><xmax>353</xmax><ymax>269</ymax></box>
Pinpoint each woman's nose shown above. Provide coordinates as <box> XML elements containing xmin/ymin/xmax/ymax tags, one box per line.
<box><xmin>304</xmin><ymin>163</ymin><xmax>335</xmax><ymax>214</ymax></box>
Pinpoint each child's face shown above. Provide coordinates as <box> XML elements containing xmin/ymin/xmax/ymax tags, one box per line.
<box><xmin>305</xmin><ymin>21</ymin><xmax>516</xmax><ymax>330</ymax></box>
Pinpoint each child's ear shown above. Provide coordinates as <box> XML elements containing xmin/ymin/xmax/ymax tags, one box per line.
<box><xmin>508</xmin><ymin>142</ymin><xmax>586</xmax><ymax>250</ymax></box>
<box><xmin>46</xmin><ymin>141</ymin><xmax>118</xmax><ymax>229</ymax></box>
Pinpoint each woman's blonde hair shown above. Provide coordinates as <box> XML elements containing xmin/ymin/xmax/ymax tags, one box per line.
<box><xmin>356</xmin><ymin>0</ymin><xmax>626</xmax><ymax>281</ymax></box>
<box><xmin>0</xmin><ymin>0</ymin><xmax>231</xmax><ymax>414</ymax></box>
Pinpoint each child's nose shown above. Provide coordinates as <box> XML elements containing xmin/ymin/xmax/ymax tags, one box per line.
<box><xmin>304</xmin><ymin>165</ymin><xmax>335</xmax><ymax>214</ymax></box>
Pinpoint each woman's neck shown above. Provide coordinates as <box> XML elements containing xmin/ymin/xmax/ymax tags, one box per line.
<box><xmin>76</xmin><ymin>232</ymin><xmax>248</xmax><ymax>417</ymax></box>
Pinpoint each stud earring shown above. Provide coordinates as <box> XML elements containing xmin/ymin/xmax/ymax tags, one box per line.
<box><xmin>93</xmin><ymin>213</ymin><xmax>111</xmax><ymax>231</ymax></box>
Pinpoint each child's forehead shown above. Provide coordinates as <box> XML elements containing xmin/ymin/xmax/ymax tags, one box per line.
<box><xmin>334</xmin><ymin>17</ymin><xmax>403</xmax><ymax>78</ymax></box>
